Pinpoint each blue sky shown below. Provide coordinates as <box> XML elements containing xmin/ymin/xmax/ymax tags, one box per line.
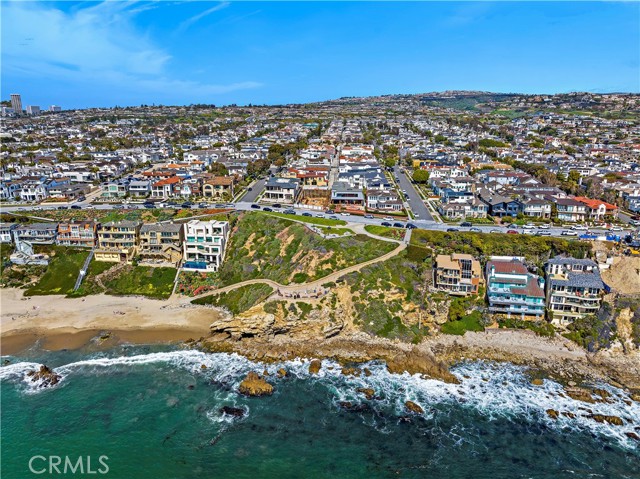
<box><xmin>2</xmin><ymin>1</ymin><xmax>639</xmax><ymax>109</ymax></box>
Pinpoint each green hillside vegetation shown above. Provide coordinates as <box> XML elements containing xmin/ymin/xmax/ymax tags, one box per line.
<box><xmin>217</xmin><ymin>213</ymin><xmax>396</xmax><ymax>286</ymax></box>
<box><xmin>192</xmin><ymin>283</ymin><xmax>273</xmax><ymax>314</ymax></box>
<box><xmin>24</xmin><ymin>246</ymin><xmax>89</xmax><ymax>296</ymax></box>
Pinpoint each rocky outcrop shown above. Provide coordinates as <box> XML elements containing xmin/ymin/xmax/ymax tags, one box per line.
<box><xmin>565</xmin><ymin>387</ymin><xmax>596</xmax><ymax>403</ymax></box>
<box><xmin>277</xmin><ymin>368</ymin><xmax>288</xmax><ymax>378</ymax></box>
<box><xmin>626</xmin><ymin>432</ymin><xmax>640</xmax><ymax>441</ymax></box>
<box><xmin>531</xmin><ymin>378</ymin><xmax>544</xmax><ymax>386</ymax></box>
<box><xmin>405</xmin><ymin>401</ymin><xmax>424</xmax><ymax>414</ymax></box>
<box><xmin>588</xmin><ymin>414</ymin><xmax>624</xmax><ymax>426</ymax></box>
<box><xmin>238</xmin><ymin>372</ymin><xmax>273</xmax><ymax>397</ymax></box>
<box><xmin>309</xmin><ymin>359</ymin><xmax>322</xmax><ymax>375</ymax></box>
<box><xmin>546</xmin><ymin>409</ymin><xmax>559</xmax><ymax>420</ymax></box>
<box><xmin>219</xmin><ymin>406</ymin><xmax>246</xmax><ymax>418</ymax></box>
<box><xmin>356</xmin><ymin>387</ymin><xmax>375</xmax><ymax>400</ymax></box>
<box><xmin>386</xmin><ymin>347</ymin><xmax>460</xmax><ymax>384</ymax></box>
<box><xmin>26</xmin><ymin>365</ymin><xmax>61</xmax><ymax>388</ymax></box>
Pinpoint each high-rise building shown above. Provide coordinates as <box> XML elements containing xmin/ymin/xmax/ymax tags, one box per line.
<box><xmin>26</xmin><ymin>105</ymin><xmax>41</xmax><ymax>115</ymax></box>
<box><xmin>182</xmin><ymin>220</ymin><xmax>229</xmax><ymax>272</ymax></box>
<box><xmin>10</xmin><ymin>94</ymin><xmax>22</xmax><ymax>113</ymax></box>
<box><xmin>50</xmin><ymin>105</ymin><xmax>62</xmax><ymax>112</ymax></box>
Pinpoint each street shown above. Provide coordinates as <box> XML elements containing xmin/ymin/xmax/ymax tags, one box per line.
<box><xmin>238</xmin><ymin>177</ymin><xmax>266</xmax><ymax>203</ymax></box>
<box><xmin>392</xmin><ymin>164</ymin><xmax>434</xmax><ymax>221</ymax></box>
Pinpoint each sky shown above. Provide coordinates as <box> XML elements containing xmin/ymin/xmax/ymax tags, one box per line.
<box><xmin>2</xmin><ymin>1</ymin><xmax>639</xmax><ymax>109</ymax></box>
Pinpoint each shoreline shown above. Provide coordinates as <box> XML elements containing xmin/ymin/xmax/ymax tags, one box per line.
<box><xmin>2</xmin><ymin>288</ymin><xmax>639</xmax><ymax>392</ymax></box>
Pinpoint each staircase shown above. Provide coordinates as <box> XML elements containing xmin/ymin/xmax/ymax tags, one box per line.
<box><xmin>73</xmin><ymin>247</ymin><xmax>95</xmax><ymax>292</ymax></box>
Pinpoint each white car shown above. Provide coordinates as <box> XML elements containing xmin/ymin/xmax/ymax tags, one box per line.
<box><xmin>522</xmin><ymin>224</ymin><xmax>536</xmax><ymax>230</ymax></box>
<box><xmin>316</xmin><ymin>214</ymin><xmax>325</xmax><ymax>218</ymax></box>
<box><xmin>610</xmin><ymin>226</ymin><xmax>623</xmax><ymax>232</ymax></box>
<box><xmin>383</xmin><ymin>216</ymin><xmax>393</xmax><ymax>221</ymax></box>
<box><xmin>341</xmin><ymin>212</ymin><xmax>351</xmax><ymax>216</ymax></box>
<box><xmin>561</xmin><ymin>230</ymin><xmax>578</xmax><ymax>236</ymax></box>
<box><xmin>571</xmin><ymin>225</ymin><xmax>588</xmax><ymax>231</ymax></box>
<box><xmin>538</xmin><ymin>224</ymin><xmax>550</xmax><ymax>229</ymax></box>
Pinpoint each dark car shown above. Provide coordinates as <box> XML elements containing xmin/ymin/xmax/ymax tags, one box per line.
<box><xmin>284</xmin><ymin>209</ymin><xmax>296</xmax><ymax>215</ymax></box>
<box><xmin>247</xmin><ymin>187</ymin><xmax>253</xmax><ymax>191</ymax></box>
<box><xmin>325</xmin><ymin>209</ymin><xmax>335</xmax><ymax>215</ymax></box>
<box><xmin>144</xmin><ymin>203</ymin><xmax>156</xmax><ymax>209</ymax></box>
<box><xmin>262</xmin><ymin>207</ymin><xmax>273</xmax><ymax>212</ymax></box>
<box><xmin>406</xmin><ymin>223</ymin><xmax>417</xmax><ymax>229</ymax></box>
<box><xmin>198</xmin><ymin>203</ymin><xmax>208</xmax><ymax>209</ymax></box>
<box><xmin>77</xmin><ymin>196</ymin><xmax>86</xmax><ymax>202</ymax></box>
<box><xmin>57</xmin><ymin>206</ymin><xmax>68</xmax><ymax>210</ymax></box>
<box><xmin>302</xmin><ymin>212</ymin><xmax>312</xmax><ymax>217</ymax></box>
<box><xmin>393</xmin><ymin>222</ymin><xmax>405</xmax><ymax>228</ymax></box>
<box><xmin>364</xmin><ymin>214</ymin><xmax>374</xmax><ymax>219</ymax></box>
<box><xmin>460</xmin><ymin>222</ymin><xmax>472</xmax><ymax>227</ymax></box>
<box><xmin>272</xmin><ymin>203</ymin><xmax>282</xmax><ymax>209</ymax></box>
<box><xmin>70</xmin><ymin>205</ymin><xmax>82</xmax><ymax>210</ymax></box>
<box><xmin>447</xmin><ymin>228</ymin><xmax>459</xmax><ymax>232</ymax></box>
<box><xmin>381</xmin><ymin>222</ymin><xmax>392</xmax><ymax>227</ymax></box>
<box><xmin>250</xmin><ymin>204</ymin><xmax>260</xmax><ymax>209</ymax></box>
<box><xmin>181</xmin><ymin>202</ymin><xmax>193</xmax><ymax>208</ymax></box>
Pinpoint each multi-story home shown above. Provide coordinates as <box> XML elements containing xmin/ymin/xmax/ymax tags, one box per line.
<box><xmin>518</xmin><ymin>197</ymin><xmax>552</xmax><ymax>219</ymax></box>
<box><xmin>366</xmin><ymin>189</ymin><xmax>403</xmax><ymax>211</ymax></box>
<box><xmin>102</xmin><ymin>181</ymin><xmax>128</xmax><ymax>198</ymax></box>
<box><xmin>554</xmin><ymin>197</ymin><xmax>587</xmax><ymax>222</ymax></box>
<box><xmin>19</xmin><ymin>181</ymin><xmax>48</xmax><ymax>202</ymax></box>
<box><xmin>203</xmin><ymin>176</ymin><xmax>235</xmax><ymax>199</ymax></box>
<box><xmin>545</xmin><ymin>256</ymin><xmax>605</xmax><ymax>326</ymax></box>
<box><xmin>263</xmin><ymin>177</ymin><xmax>299</xmax><ymax>204</ymax></box>
<box><xmin>128</xmin><ymin>180</ymin><xmax>152</xmax><ymax>197</ymax></box>
<box><xmin>0</xmin><ymin>223</ymin><xmax>18</xmax><ymax>243</ymax></box>
<box><xmin>139</xmin><ymin>223</ymin><xmax>184</xmax><ymax>264</ymax></box>
<box><xmin>477</xmin><ymin>190</ymin><xmax>520</xmax><ymax>217</ymax></box>
<box><xmin>151</xmin><ymin>176</ymin><xmax>182</xmax><ymax>198</ymax></box>
<box><xmin>331</xmin><ymin>181</ymin><xmax>365</xmax><ymax>209</ymax></box>
<box><xmin>12</xmin><ymin>223</ymin><xmax>58</xmax><ymax>244</ymax></box>
<box><xmin>574</xmin><ymin>197</ymin><xmax>618</xmax><ymax>221</ymax></box>
<box><xmin>182</xmin><ymin>220</ymin><xmax>229</xmax><ymax>272</ymax></box>
<box><xmin>95</xmin><ymin>220</ymin><xmax>142</xmax><ymax>263</ymax></box>
<box><xmin>433</xmin><ymin>254</ymin><xmax>483</xmax><ymax>296</ymax></box>
<box><xmin>0</xmin><ymin>181</ymin><xmax>22</xmax><ymax>200</ymax></box>
<box><xmin>56</xmin><ymin>220</ymin><xmax>97</xmax><ymax>247</ymax></box>
<box><xmin>486</xmin><ymin>257</ymin><xmax>545</xmax><ymax>319</ymax></box>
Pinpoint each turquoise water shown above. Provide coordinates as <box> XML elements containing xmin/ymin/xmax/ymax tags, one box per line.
<box><xmin>2</xmin><ymin>345</ymin><xmax>639</xmax><ymax>479</ymax></box>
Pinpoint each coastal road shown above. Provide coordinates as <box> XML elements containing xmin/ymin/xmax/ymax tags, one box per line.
<box><xmin>392</xmin><ymin>165</ymin><xmax>433</xmax><ymax>221</ymax></box>
<box><xmin>237</xmin><ymin>177</ymin><xmax>266</xmax><ymax>203</ymax></box>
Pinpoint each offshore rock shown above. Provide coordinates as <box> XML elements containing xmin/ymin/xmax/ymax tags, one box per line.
<box><xmin>565</xmin><ymin>387</ymin><xmax>596</xmax><ymax>403</ymax></box>
<box><xmin>309</xmin><ymin>359</ymin><xmax>322</xmax><ymax>375</ymax></box>
<box><xmin>546</xmin><ymin>409</ymin><xmax>559</xmax><ymax>420</ymax></box>
<box><xmin>219</xmin><ymin>406</ymin><xmax>246</xmax><ymax>418</ymax></box>
<box><xmin>588</xmin><ymin>414</ymin><xmax>624</xmax><ymax>426</ymax></box>
<box><xmin>238</xmin><ymin>372</ymin><xmax>274</xmax><ymax>397</ymax></box>
<box><xmin>356</xmin><ymin>388</ymin><xmax>375</xmax><ymax>400</ymax></box>
<box><xmin>405</xmin><ymin>401</ymin><xmax>424</xmax><ymax>415</ymax></box>
<box><xmin>26</xmin><ymin>365</ymin><xmax>61</xmax><ymax>388</ymax></box>
<box><xmin>386</xmin><ymin>347</ymin><xmax>460</xmax><ymax>384</ymax></box>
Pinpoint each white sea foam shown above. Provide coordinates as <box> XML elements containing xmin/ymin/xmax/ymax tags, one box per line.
<box><xmin>2</xmin><ymin>352</ymin><xmax>638</xmax><ymax>449</ymax></box>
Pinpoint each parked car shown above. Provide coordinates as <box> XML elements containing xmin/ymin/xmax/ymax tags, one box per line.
<box><xmin>538</xmin><ymin>223</ymin><xmax>550</xmax><ymax>229</ymax></box>
<box><xmin>284</xmin><ymin>209</ymin><xmax>296</xmax><ymax>215</ymax></box>
<box><xmin>341</xmin><ymin>212</ymin><xmax>351</xmax><ymax>216</ymax></box>
<box><xmin>198</xmin><ymin>203</ymin><xmax>208</xmax><ymax>209</ymax></box>
<box><xmin>57</xmin><ymin>206</ymin><xmax>68</xmax><ymax>210</ymax></box>
<box><xmin>71</xmin><ymin>205</ymin><xmax>82</xmax><ymax>210</ymax></box>
<box><xmin>561</xmin><ymin>230</ymin><xmax>578</xmax><ymax>236</ymax></box>
<box><xmin>383</xmin><ymin>216</ymin><xmax>393</xmax><ymax>221</ymax></box>
<box><xmin>470</xmin><ymin>227</ymin><xmax>481</xmax><ymax>232</ymax></box>
<box><xmin>364</xmin><ymin>214</ymin><xmax>374</xmax><ymax>219</ymax></box>
<box><xmin>460</xmin><ymin>222</ymin><xmax>472</xmax><ymax>227</ymax></box>
<box><xmin>302</xmin><ymin>212</ymin><xmax>312</xmax><ymax>217</ymax></box>
<box><xmin>316</xmin><ymin>214</ymin><xmax>325</xmax><ymax>218</ymax></box>
<box><xmin>381</xmin><ymin>222</ymin><xmax>392</xmax><ymax>227</ymax></box>
<box><xmin>393</xmin><ymin>222</ymin><xmax>404</xmax><ymax>228</ymax></box>
<box><xmin>507</xmin><ymin>223</ymin><xmax>517</xmax><ymax>228</ymax></box>
<box><xmin>181</xmin><ymin>202</ymin><xmax>193</xmax><ymax>208</ymax></box>
<box><xmin>610</xmin><ymin>226</ymin><xmax>623</xmax><ymax>232</ymax></box>
<box><xmin>447</xmin><ymin>228</ymin><xmax>459</xmax><ymax>232</ymax></box>
<box><xmin>324</xmin><ymin>209</ymin><xmax>335</xmax><ymax>215</ymax></box>
<box><xmin>247</xmin><ymin>187</ymin><xmax>253</xmax><ymax>191</ymax></box>
<box><xmin>506</xmin><ymin>230</ymin><xmax>519</xmax><ymax>234</ymax></box>
<box><xmin>144</xmin><ymin>203</ymin><xmax>156</xmax><ymax>209</ymax></box>
<box><xmin>406</xmin><ymin>223</ymin><xmax>417</xmax><ymax>229</ymax></box>
<box><xmin>522</xmin><ymin>223</ymin><xmax>536</xmax><ymax>229</ymax></box>
<box><xmin>250</xmin><ymin>204</ymin><xmax>260</xmax><ymax>209</ymax></box>
<box><xmin>571</xmin><ymin>225</ymin><xmax>588</xmax><ymax>231</ymax></box>
<box><xmin>272</xmin><ymin>203</ymin><xmax>282</xmax><ymax>209</ymax></box>
<box><xmin>76</xmin><ymin>196</ymin><xmax>86</xmax><ymax>202</ymax></box>
<box><xmin>489</xmin><ymin>229</ymin><xmax>502</xmax><ymax>234</ymax></box>
<box><xmin>536</xmin><ymin>231</ymin><xmax>551</xmax><ymax>236</ymax></box>
<box><xmin>262</xmin><ymin>207</ymin><xmax>273</xmax><ymax>212</ymax></box>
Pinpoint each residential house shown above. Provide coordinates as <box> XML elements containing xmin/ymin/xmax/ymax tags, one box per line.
<box><xmin>12</xmin><ymin>222</ymin><xmax>58</xmax><ymax>244</ymax></box>
<box><xmin>128</xmin><ymin>180</ymin><xmax>152</xmax><ymax>197</ymax></box>
<box><xmin>263</xmin><ymin>177</ymin><xmax>299</xmax><ymax>203</ymax></box>
<box><xmin>102</xmin><ymin>181</ymin><xmax>128</xmax><ymax>199</ymax></box>
<box><xmin>182</xmin><ymin>220</ymin><xmax>229</xmax><ymax>272</ymax></box>
<box><xmin>367</xmin><ymin>189</ymin><xmax>403</xmax><ymax>211</ymax></box>
<box><xmin>151</xmin><ymin>176</ymin><xmax>182</xmax><ymax>198</ymax></box>
<box><xmin>554</xmin><ymin>197</ymin><xmax>587</xmax><ymax>222</ymax></box>
<box><xmin>0</xmin><ymin>223</ymin><xmax>18</xmax><ymax>243</ymax></box>
<box><xmin>486</xmin><ymin>258</ymin><xmax>545</xmax><ymax>319</ymax></box>
<box><xmin>574</xmin><ymin>197</ymin><xmax>618</xmax><ymax>221</ymax></box>
<box><xmin>433</xmin><ymin>254</ymin><xmax>483</xmax><ymax>296</ymax></box>
<box><xmin>56</xmin><ymin>220</ymin><xmax>97</xmax><ymax>247</ymax></box>
<box><xmin>19</xmin><ymin>181</ymin><xmax>48</xmax><ymax>202</ymax></box>
<box><xmin>139</xmin><ymin>223</ymin><xmax>184</xmax><ymax>264</ymax></box>
<box><xmin>546</xmin><ymin>257</ymin><xmax>605</xmax><ymax>326</ymax></box>
<box><xmin>477</xmin><ymin>191</ymin><xmax>520</xmax><ymax>217</ymax></box>
<box><xmin>518</xmin><ymin>196</ymin><xmax>552</xmax><ymax>219</ymax></box>
<box><xmin>203</xmin><ymin>176</ymin><xmax>235</xmax><ymax>199</ymax></box>
<box><xmin>331</xmin><ymin>181</ymin><xmax>365</xmax><ymax>209</ymax></box>
<box><xmin>95</xmin><ymin>220</ymin><xmax>142</xmax><ymax>263</ymax></box>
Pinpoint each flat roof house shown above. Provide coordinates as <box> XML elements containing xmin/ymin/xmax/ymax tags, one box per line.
<box><xmin>95</xmin><ymin>220</ymin><xmax>142</xmax><ymax>263</ymax></box>
<box><xmin>486</xmin><ymin>258</ymin><xmax>545</xmax><ymax>319</ymax></box>
<box><xmin>182</xmin><ymin>220</ymin><xmax>229</xmax><ymax>272</ymax></box>
<box><xmin>263</xmin><ymin>177</ymin><xmax>299</xmax><ymax>204</ymax></box>
<box><xmin>139</xmin><ymin>223</ymin><xmax>183</xmax><ymax>265</ymax></box>
<box><xmin>434</xmin><ymin>254</ymin><xmax>483</xmax><ymax>296</ymax></box>
<box><xmin>57</xmin><ymin>220</ymin><xmax>96</xmax><ymax>248</ymax></box>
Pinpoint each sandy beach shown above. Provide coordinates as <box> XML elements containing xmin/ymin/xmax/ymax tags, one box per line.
<box><xmin>1</xmin><ymin>288</ymin><xmax>220</xmax><ymax>355</ymax></box>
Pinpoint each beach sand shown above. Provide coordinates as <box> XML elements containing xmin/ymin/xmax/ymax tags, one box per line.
<box><xmin>1</xmin><ymin>288</ymin><xmax>220</xmax><ymax>355</ymax></box>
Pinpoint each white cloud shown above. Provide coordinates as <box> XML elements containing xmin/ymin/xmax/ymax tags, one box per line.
<box><xmin>1</xmin><ymin>1</ymin><xmax>260</xmax><ymax>105</ymax></box>
<box><xmin>177</xmin><ymin>2</ymin><xmax>230</xmax><ymax>32</ymax></box>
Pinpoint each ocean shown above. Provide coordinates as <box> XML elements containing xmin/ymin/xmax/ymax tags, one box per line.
<box><xmin>2</xmin><ymin>345</ymin><xmax>639</xmax><ymax>479</ymax></box>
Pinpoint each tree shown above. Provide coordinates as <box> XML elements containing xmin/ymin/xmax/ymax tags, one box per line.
<box><xmin>412</xmin><ymin>169</ymin><xmax>430</xmax><ymax>184</ymax></box>
<box><xmin>568</xmin><ymin>170</ymin><xmax>581</xmax><ymax>184</ymax></box>
<box><xmin>210</xmin><ymin>162</ymin><xmax>228</xmax><ymax>176</ymax></box>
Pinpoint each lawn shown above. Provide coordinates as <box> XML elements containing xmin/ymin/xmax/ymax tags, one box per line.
<box><xmin>217</xmin><ymin>212</ymin><xmax>396</xmax><ymax>286</ymax></box>
<box><xmin>440</xmin><ymin>311</ymin><xmax>485</xmax><ymax>335</ymax></box>
<box><xmin>192</xmin><ymin>283</ymin><xmax>273</xmax><ymax>314</ymax></box>
<box><xmin>264</xmin><ymin>211</ymin><xmax>347</xmax><ymax>227</ymax></box>
<box><xmin>364</xmin><ymin>225</ymin><xmax>405</xmax><ymax>240</ymax></box>
<box><xmin>102</xmin><ymin>266</ymin><xmax>176</xmax><ymax>299</ymax></box>
<box><xmin>24</xmin><ymin>247</ymin><xmax>90</xmax><ymax>296</ymax></box>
